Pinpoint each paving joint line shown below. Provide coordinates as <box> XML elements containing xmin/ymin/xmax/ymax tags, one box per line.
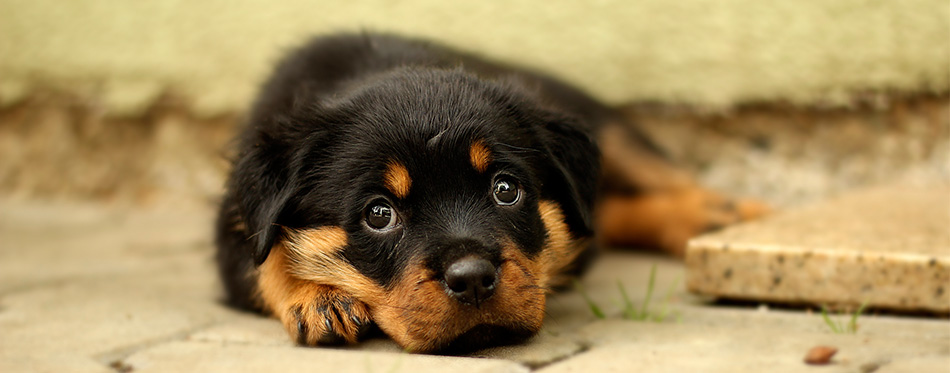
<box><xmin>93</xmin><ymin>320</ymin><xmax>224</xmax><ymax>371</ymax></box>
<box><xmin>527</xmin><ymin>338</ymin><xmax>592</xmax><ymax>371</ymax></box>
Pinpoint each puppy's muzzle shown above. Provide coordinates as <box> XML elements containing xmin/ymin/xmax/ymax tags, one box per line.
<box><xmin>443</xmin><ymin>256</ymin><xmax>497</xmax><ymax>307</ymax></box>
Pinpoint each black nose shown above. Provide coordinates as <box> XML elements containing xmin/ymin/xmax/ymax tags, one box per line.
<box><xmin>444</xmin><ymin>257</ymin><xmax>497</xmax><ymax>307</ymax></box>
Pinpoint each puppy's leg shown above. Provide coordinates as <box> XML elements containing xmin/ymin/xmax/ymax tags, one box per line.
<box><xmin>597</xmin><ymin>123</ymin><xmax>769</xmax><ymax>256</ymax></box>
<box><xmin>257</xmin><ymin>244</ymin><xmax>372</xmax><ymax>345</ymax></box>
<box><xmin>597</xmin><ymin>189</ymin><xmax>769</xmax><ymax>256</ymax></box>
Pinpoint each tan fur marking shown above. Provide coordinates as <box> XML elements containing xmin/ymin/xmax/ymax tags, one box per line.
<box><xmin>537</xmin><ymin>200</ymin><xmax>588</xmax><ymax>288</ymax></box>
<box><xmin>595</xmin><ymin>121</ymin><xmax>770</xmax><ymax>255</ymax></box>
<box><xmin>281</xmin><ymin>227</ymin><xmax>385</xmax><ymax>301</ymax></box>
<box><xmin>370</xmin><ymin>201</ymin><xmax>584</xmax><ymax>352</ymax></box>
<box><xmin>384</xmin><ymin>161</ymin><xmax>412</xmax><ymax>198</ymax></box>
<box><xmin>256</xmin><ymin>227</ymin><xmax>383</xmax><ymax>345</ymax></box>
<box><xmin>469</xmin><ymin>140</ymin><xmax>492</xmax><ymax>173</ymax></box>
<box><xmin>372</xmin><ymin>245</ymin><xmax>545</xmax><ymax>352</ymax></box>
<box><xmin>597</xmin><ymin>188</ymin><xmax>769</xmax><ymax>257</ymax></box>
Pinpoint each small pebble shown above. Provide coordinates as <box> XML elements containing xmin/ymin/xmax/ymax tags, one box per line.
<box><xmin>804</xmin><ymin>345</ymin><xmax>838</xmax><ymax>365</ymax></box>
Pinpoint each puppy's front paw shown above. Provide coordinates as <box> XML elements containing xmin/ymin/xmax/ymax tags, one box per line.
<box><xmin>280</xmin><ymin>286</ymin><xmax>373</xmax><ymax>346</ymax></box>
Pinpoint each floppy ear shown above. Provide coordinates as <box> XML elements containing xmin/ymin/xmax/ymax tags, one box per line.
<box><xmin>230</xmin><ymin>118</ymin><xmax>302</xmax><ymax>266</ymax></box>
<box><xmin>535</xmin><ymin>112</ymin><xmax>601</xmax><ymax>237</ymax></box>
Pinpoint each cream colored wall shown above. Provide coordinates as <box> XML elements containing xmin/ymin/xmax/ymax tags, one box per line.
<box><xmin>1</xmin><ymin>0</ymin><xmax>947</xmax><ymax>116</ymax></box>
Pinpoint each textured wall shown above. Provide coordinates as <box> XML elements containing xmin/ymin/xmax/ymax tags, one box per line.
<box><xmin>1</xmin><ymin>0</ymin><xmax>947</xmax><ymax>116</ymax></box>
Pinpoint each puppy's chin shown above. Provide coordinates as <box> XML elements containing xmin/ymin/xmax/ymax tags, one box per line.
<box><xmin>370</xmin><ymin>246</ymin><xmax>548</xmax><ymax>353</ymax></box>
<box><xmin>437</xmin><ymin>324</ymin><xmax>538</xmax><ymax>355</ymax></box>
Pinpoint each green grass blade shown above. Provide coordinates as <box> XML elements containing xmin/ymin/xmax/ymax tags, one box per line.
<box><xmin>639</xmin><ymin>264</ymin><xmax>657</xmax><ymax>317</ymax></box>
<box><xmin>653</xmin><ymin>273</ymin><xmax>681</xmax><ymax>322</ymax></box>
<box><xmin>618</xmin><ymin>281</ymin><xmax>638</xmax><ymax>320</ymax></box>
<box><xmin>848</xmin><ymin>300</ymin><xmax>869</xmax><ymax>333</ymax></box>
<box><xmin>575</xmin><ymin>280</ymin><xmax>605</xmax><ymax>319</ymax></box>
<box><xmin>820</xmin><ymin>305</ymin><xmax>841</xmax><ymax>333</ymax></box>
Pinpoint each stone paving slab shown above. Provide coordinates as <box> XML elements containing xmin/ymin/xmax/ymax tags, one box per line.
<box><xmin>878</xmin><ymin>356</ymin><xmax>950</xmax><ymax>373</ymax></box>
<box><xmin>686</xmin><ymin>183</ymin><xmax>950</xmax><ymax>312</ymax></box>
<box><xmin>545</xmin><ymin>320</ymin><xmax>949</xmax><ymax>373</ymax></box>
<box><xmin>189</xmin><ymin>315</ymin><xmax>295</xmax><ymax>347</ymax></box>
<box><xmin>471</xmin><ymin>331</ymin><xmax>584</xmax><ymax>369</ymax></box>
<box><xmin>0</xmin><ymin>199</ymin><xmax>214</xmax><ymax>294</ymax></box>
<box><xmin>189</xmin><ymin>300</ymin><xmax>585</xmax><ymax>367</ymax></box>
<box><xmin>541</xmin><ymin>338</ymin><xmax>948</xmax><ymax>373</ymax></box>
<box><xmin>123</xmin><ymin>341</ymin><xmax>528</xmax><ymax>373</ymax></box>
<box><xmin>0</xmin><ymin>260</ymin><xmax>238</xmax><ymax>358</ymax></box>
<box><xmin>1</xmin><ymin>197</ymin><xmax>948</xmax><ymax>372</ymax></box>
<box><xmin>0</xmin><ymin>355</ymin><xmax>114</xmax><ymax>373</ymax></box>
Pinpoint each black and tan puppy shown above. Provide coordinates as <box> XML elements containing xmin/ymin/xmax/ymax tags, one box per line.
<box><xmin>216</xmin><ymin>33</ymin><xmax>764</xmax><ymax>353</ymax></box>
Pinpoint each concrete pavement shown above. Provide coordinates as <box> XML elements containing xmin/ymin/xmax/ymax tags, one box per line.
<box><xmin>0</xmin><ymin>198</ymin><xmax>946</xmax><ymax>372</ymax></box>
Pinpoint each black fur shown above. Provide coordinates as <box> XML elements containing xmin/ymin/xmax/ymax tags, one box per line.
<box><xmin>215</xmin><ymin>34</ymin><xmax>635</xmax><ymax>345</ymax></box>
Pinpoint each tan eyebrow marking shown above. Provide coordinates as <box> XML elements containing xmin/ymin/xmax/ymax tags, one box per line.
<box><xmin>469</xmin><ymin>140</ymin><xmax>492</xmax><ymax>173</ymax></box>
<box><xmin>384</xmin><ymin>161</ymin><xmax>412</xmax><ymax>198</ymax></box>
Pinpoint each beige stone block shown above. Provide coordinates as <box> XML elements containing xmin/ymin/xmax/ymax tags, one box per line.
<box><xmin>877</xmin><ymin>356</ymin><xmax>950</xmax><ymax>373</ymax></box>
<box><xmin>686</xmin><ymin>184</ymin><xmax>950</xmax><ymax>312</ymax></box>
<box><xmin>471</xmin><ymin>330</ymin><xmax>582</xmax><ymax>368</ymax></box>
<box><xmin>539</xmin><ymin>320</ymin><xmax>949</xmax><ymax>373</ymax></box>
<box><xmin>0</xmin><ymin>269</ymin><xmax>237</xmax><ymax>357</ymax></box>
<box><xmin>188</xmin><ymin>307</ymin><xmax>582</xmax><ymax>365</ymax></box>
<box><xmin>188</xmin><ymin>316</ymin><xmax>294</xmax><ymax>347</ymax></box>
<box><xmin>122</xmin><ymin>341</ymin><xmax>528</xmax><ymax>373</ymax></box>
<box><xmin>669</xmin><ymin>305</ymin><xmax>950</xmax><ymax>342</ymax></box>
<box><xmin>0</xmin><ymin>199</ymin><xmax>215</xmax><ymax>293</ymax></box>
<box><xmin>0</xmin><ymin>354</ymin><xmax>113</xmax><ymax>373</ymax></box>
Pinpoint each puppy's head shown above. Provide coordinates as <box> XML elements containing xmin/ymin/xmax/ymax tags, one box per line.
<box><xmin>234</xmin><ymin>68</ymin><xmax>599</xmax><ymax>352</ymax></box>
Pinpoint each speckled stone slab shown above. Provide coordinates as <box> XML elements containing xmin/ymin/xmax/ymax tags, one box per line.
<box><xmin>686</xmin><ymin>183</ymin><xmax>950</xmax><ymax>313</ymax></box>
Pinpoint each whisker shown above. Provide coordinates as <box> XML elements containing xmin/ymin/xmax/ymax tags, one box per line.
<box><xmin>246</xmin><ymin>229</ymin><xmax>264</xmax><ymax>241</ymax></box>
<box><xmin>497</xmin><ymin>143</ymin><xmax>541</xmax><ymax>153</ymax></box>
<box><xmin>506</xmin><ymin>258</ymin><xmax>538</xmax><ymax>281</ymax></box>
<box><xmin>375</xmin><ymin>302</ymin><xmax>436</xmax><ymax>314</ymax></box>
<box><xmin>518</xmin><ymin>284</ymin><xmax>547</xmax><ymax>291</ymax></box>
<box><xmin>415</xmin><ymin>277</ymin><xmax>436</xmax><ymax>286</ymax></box>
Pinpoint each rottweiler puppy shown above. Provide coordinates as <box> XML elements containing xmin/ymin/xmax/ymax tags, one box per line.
<box><xmin>215</xmin><ymin>33</ymin><xmax>764</xmax><ymax>353</ymax></box>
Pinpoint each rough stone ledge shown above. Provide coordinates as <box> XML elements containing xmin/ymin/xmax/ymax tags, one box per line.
<box><xmin>686</xmin><ymin>183</ymin><xmax>950</xmax><ymax>313</ymax></box>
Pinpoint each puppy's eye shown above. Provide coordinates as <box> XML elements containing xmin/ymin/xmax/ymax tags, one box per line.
<box><xmin>493</xmin><ymin>177</ymin><xmax>521</xmax><ymax>206</ymax></box>
<box><xmin>365</xmin><ymin>201</ymin><xmax>398</xmax><ymax>230</ymax></box>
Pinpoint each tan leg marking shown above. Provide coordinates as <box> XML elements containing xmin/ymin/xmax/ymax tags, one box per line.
<box><xmin>257</xmin><ymin>227</ymin><xmax>383</xmax><ymax>345</ymax></box>
<box><xmin>597</xmin><ymin>122</ymin><xmax>770</xmax><ymax>256</ymax></box>
<box><xmin>597</xmin><ymin>188</ymin><xmax>770</xmax><ymax>257</ymax></box>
